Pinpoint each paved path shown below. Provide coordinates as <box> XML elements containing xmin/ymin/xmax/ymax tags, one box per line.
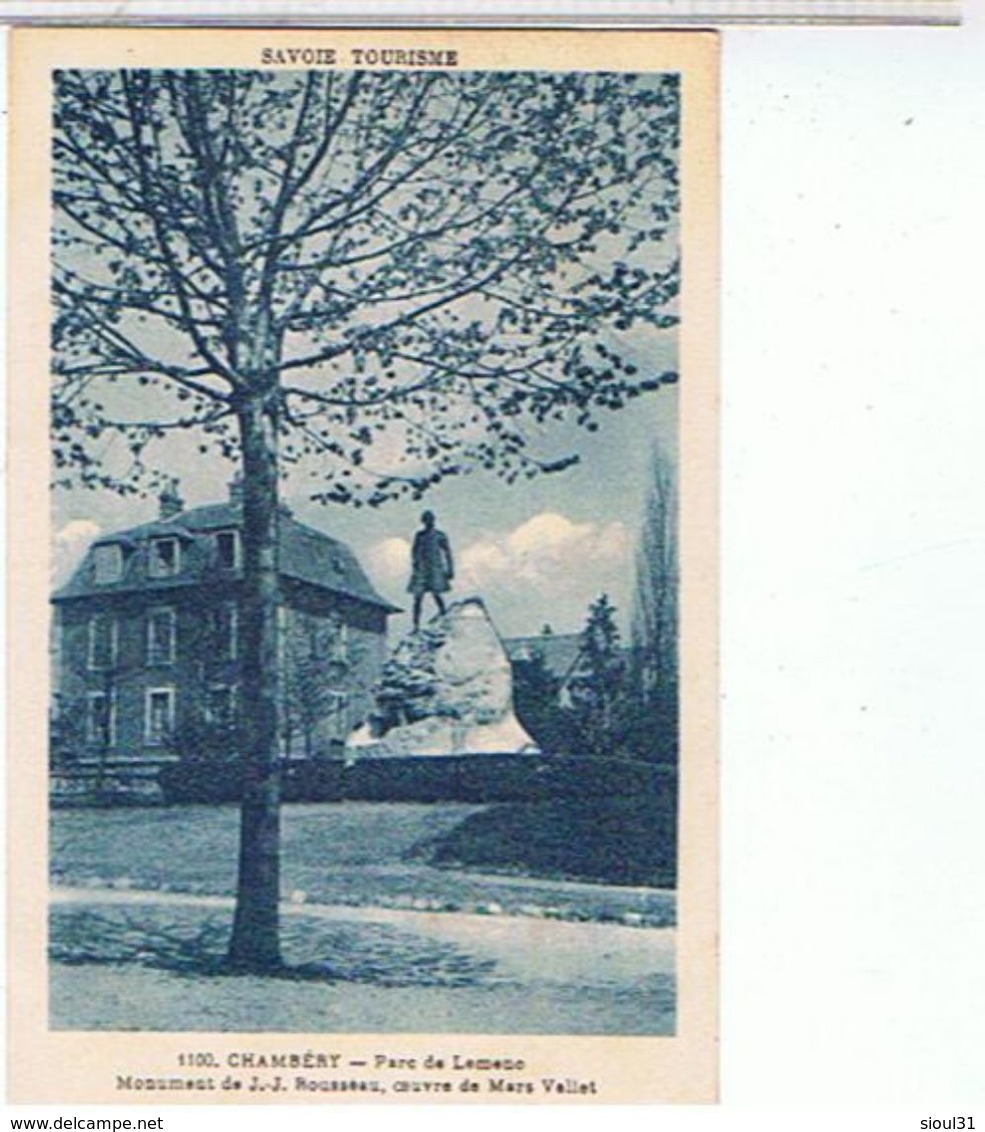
<box><xmin>49</xmin><ymin>886</ymin><xmax>675</xmax><ymax>1035</ymax></box>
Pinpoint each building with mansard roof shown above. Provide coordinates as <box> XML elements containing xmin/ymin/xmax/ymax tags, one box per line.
<box><xmin>50</xmin><ymin>483</ymin><xmax>399</xmax><ymax>795</ymax></box>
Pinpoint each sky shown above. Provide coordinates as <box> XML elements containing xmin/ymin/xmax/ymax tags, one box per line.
<box><xmin>52</xmin><ymin>377</ymin><xmax>677</xmax><ymax>641</ymax></box>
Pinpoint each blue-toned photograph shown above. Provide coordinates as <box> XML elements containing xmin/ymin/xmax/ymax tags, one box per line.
<box><xmin>48</xmin><ymin>66</ymin><xmax>681</xmax><ymax>1036</ymax></box>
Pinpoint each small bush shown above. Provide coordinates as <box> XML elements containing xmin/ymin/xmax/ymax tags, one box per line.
<box><xmin>282</xmin><ymin>753</ymin><xmax>667</xmax><ymax>804</ymax></box>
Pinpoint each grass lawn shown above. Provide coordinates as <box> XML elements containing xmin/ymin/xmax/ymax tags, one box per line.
<box><xmin>51</xmin><ymin>802</ymin><xmax>675</xmax><ymax>927</ymax></box>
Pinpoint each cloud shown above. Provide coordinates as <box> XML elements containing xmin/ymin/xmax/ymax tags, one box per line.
<box><xmin>367</xmin><ymin>536</ymin><xmax>411</xmax><ymax>585</ymax></box>
<box><xmin>458</xmin><ymin>512</ymin><xmax>631</xmax><ymax>632</ymax></box>
<box><xmin>52</xmin><ymin>519</ymin><xmax>101</xmax><ymax>583</ymax></box>
<box><xmin>461</xmin><ymin>511</ymin><xmax>629</xmax><ymax>589</ymax></box>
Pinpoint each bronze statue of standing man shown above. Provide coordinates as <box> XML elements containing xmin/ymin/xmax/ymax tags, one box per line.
<box><xmin>408</xmin><ymin>510</ymin><xmax>454</xmax><ymax>630</ymax></box>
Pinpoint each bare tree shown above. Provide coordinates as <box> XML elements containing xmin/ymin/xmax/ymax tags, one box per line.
<box><xmin>52</xmin><ymin>69</ymin><xmax>680</xmax><ymax>971</ymax></box>
<box><xmin>281</xmin><ymin>612</ymin><xmax>365</xmax><ymax>761</ymax></box>
<box><xmin>50</xmin><ymin>648</ymin><xmax>149</xmax><ymax>800</ymax></box>
<box><xmin>630</xmin><ymin>443</ymin><xmax>679</xmax><ymax>763</ymax></box>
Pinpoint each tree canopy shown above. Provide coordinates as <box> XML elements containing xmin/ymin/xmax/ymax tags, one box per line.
<box><xmin>52</xmin><ymin>68</ymin><xmax>680</xmax><ymax>504</ymax></box>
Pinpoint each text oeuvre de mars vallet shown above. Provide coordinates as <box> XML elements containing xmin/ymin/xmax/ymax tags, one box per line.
<box><xmin>114</xmin><ymin>1049</ymin><xmax>599</xmax><ymax>1098</ymax></box>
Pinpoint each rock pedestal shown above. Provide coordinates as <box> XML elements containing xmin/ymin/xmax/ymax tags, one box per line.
<box><xmin>347</xmin><ymin>598</ymin><xmax>539</xmax><ymax>758</ymax></box>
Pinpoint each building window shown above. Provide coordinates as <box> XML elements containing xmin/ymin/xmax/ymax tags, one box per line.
<box><xmin>85</xmin><ymin>690</ymin><xmax>115</xmax><ymax>747</ymax></box>
<box><xmin>87</xmin><ymin>615</ymin><xmax>117</xmax><ymax>671</ymax></box>
<box><xmin>145</xmin><ymin>687</ymin><xmax>175</xmax><ymax>746</ymax></box>
<box><xmin>146</xmin><ymin>608</ymin><xmax>176</xmax><ymax>666</ymax></box>
<box><xmin>331</xmin><ymin>620</ymin><xmax>349</xmax><ymax>663</ymax></box>
<box><xmin>209</xmin><ymin>602</ymin><xmax>238</xmax><ymax>661</ymax></box>
<box><xmin>325</xmin><ymin>690</ymin><xmax>350</xmax><ymax>739</ymax></box>
<box><xmin>148</xmin><ymin>537</ymin><xmax>180</xmax><ymax>579</ymax></box>
<box><xmin>309</xmin><ymin>615</ymin><xmax>348</xmax><ymax>663</ymax></box>
<box><xmin>93</xmin><ymin>543</ymin><xmax>123</xmax><ymax>584</ymax></box>
<box><xmin>215</xmin><ymin>530</ymin><xmax>240</xmax><ymax>571</ymax></box>
<box><xmin>206</xmin><ymin>684</ymin><xmax>237</xmax><ymax>728</ymax></box>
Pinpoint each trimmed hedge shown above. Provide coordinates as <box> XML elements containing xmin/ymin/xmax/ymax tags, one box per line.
<box><xmin>158</xmin><ymin>753</ymin><xmax>671</xmax><ymax>806</ymax></box>
<box><xmin>157</xmin><ymin>757</ymin><xmax>243</xmax><ymax>805</ymax></box>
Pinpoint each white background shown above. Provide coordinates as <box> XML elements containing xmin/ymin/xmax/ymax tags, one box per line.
<box><xmin>722</xmin><ymin>9</ymin><xmax>985</xmax><ymax>1109</ymax></box>
<box><xmin>4</xmin><ymin>5</ymin><xmax>985</xmax><ymax>1124</ymax></box>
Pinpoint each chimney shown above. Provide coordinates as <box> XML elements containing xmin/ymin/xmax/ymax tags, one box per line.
<box><xmin>158</xmin><ymin>483</ymin><xmax>184</xmax><ymax>521</ymax></box>
<box><xmin>229</xmin><ymin>475</ymin><xmax>244</xmax><ymax>507</ymax></box>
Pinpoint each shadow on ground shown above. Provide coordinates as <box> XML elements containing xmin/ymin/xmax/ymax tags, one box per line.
<box><xmin>50</xmin><ymin>904</ymin><xmax>496</xmax><ymax>987</ymax></box>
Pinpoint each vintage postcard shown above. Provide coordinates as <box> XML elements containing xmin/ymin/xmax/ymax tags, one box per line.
<box><xmin>7</xmin><ymin>27</ymin><xmax>718</xmax><ymax>1104</ymax></box>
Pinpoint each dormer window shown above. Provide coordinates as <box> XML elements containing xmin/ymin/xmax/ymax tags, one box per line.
<box><xmin>215</xmin><ymin>530</ymin><xmax>241</xmax><ymax>571</ymax></box>
<box><xmin>149</xmin><ymin>537</ymin><xmax>179</xmax><ymax>579</ymax></box>
<box><xmin>93</xmin><ymin>543</ymin><xmax>123</xmax><ymax>584</ymax></box>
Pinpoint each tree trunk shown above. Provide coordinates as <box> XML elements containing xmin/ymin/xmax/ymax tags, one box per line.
<box><xmin>227</xmin><ymin>394</ymin><xmax>283</xmax><ymax>973</ymax></box>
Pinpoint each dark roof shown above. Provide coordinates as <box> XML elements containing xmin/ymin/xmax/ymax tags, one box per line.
<box><xmin>505</xmin><ymin>633</ymin><xmax>584</xmax><ymax>683</ymax></box>
<box><xmin>53</xmin><ymin>502</ymin><xmax>399</xmax><ymax>612</ymax></box>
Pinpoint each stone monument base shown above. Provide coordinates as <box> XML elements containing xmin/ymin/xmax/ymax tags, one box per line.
<box><xmin>347</xmin><ymin>597</ymin><xmax>539</xmax><ymax>759</ymax></box>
